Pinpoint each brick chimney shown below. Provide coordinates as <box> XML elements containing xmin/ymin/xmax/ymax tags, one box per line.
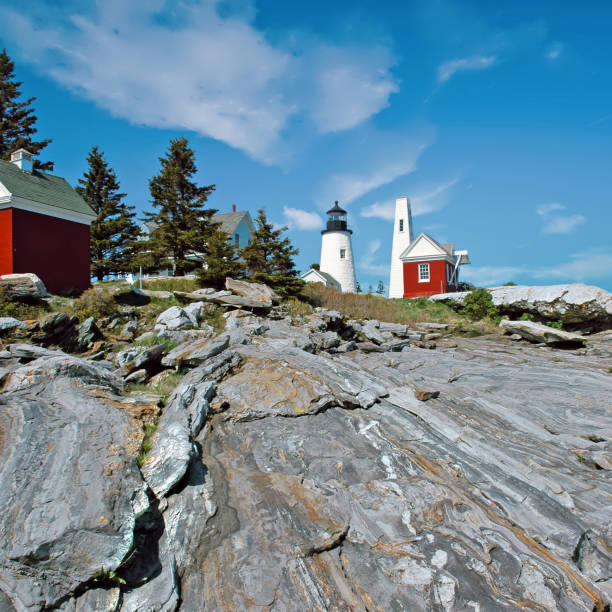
<box><xmin>232</xmin><ymin>204</ymin><xmax>236</xmax><ymax>213</ymax></box>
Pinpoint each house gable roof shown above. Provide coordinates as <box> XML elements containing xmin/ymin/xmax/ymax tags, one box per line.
<box><xmin>301</xmin><ymin>268</ymin><xmax>340</xmax><ymax>288</ymax></box>
<box><xmin>212</xmin><ymin>211</ymin><xmax>254</xmax><ymax>235</ymax></box>
<box><xmin>0</xmin><ymin>159</ymin><xmax>95</xmax><ymax>217</ymax></box>
<box><xmin>399</xmin><ymin>232</ymin><xmax>454</xmax><ymax>261</ymax></box>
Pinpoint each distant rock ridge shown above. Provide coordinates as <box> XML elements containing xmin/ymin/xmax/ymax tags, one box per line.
<box><xmin>0</xmin><ymin>279</ymin><xmax>610</xmax><ymax>610</ymax></box>
<box><xmin>430</xmin><ymin>283</ymin><xmax>612</xmax><ymax>328</ymax></box>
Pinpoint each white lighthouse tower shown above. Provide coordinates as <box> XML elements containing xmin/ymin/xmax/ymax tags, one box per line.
<box><xmin>388</xmin><ymin>196</ymin><xmax>414</xmax><ymax>298</ymax></box>
<box><xmin>320</xmin><ymin>201</ymin><xmax>356</xmax><ymax>293</ymax></box>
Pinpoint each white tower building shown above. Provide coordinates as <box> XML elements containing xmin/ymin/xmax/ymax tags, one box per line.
<box><xmin>320</xmin><ymin>201</ymin><xmax>356</xmax><ymax>293</ymax></box>
<box><xmin>388</xmin><ymin>196</ymin><xmax>414</xmax><ymax>298</ymax></box>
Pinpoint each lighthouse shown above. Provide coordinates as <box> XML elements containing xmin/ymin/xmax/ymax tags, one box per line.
<box><xmin>319</xmin><ymin>201</ymin><xmax>356</xmax><ymax>293</ymax></box>
<box><xmin>388</xmin><ymin>196</ymin><xmax>414</xmax><ymax>298</ymax></box>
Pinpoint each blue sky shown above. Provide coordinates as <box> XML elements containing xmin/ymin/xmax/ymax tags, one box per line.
<box><xmin>1</xmin><ymin>0</ymin><xmax>611</xmax><ymax>291</ymax></box>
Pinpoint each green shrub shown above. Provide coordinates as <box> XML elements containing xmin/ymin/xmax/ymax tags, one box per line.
<box><xmin>519</xmin><ymin>313</ymin><xmax>534</xmax><ymax>321</ymax></box>
<box><xmin>460</xmin><ymin>289</ymin><xmax>498</xmax><ymax>321</ymax></box>
<box><xmin>546</xmin><ymin>320</ymin><xmax>563</xmax><ymax>330</ymax></box>
<box><xmin>0</xmin><ymin>287</ymin><xmax>48</xmax><ymax>319</ymax></box>
<box><xmin>72</xmin><ymin>287</ymin><xmax>120</xmax><ymax>320</ymax></box>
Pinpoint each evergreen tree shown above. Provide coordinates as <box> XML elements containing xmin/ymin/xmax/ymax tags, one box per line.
<box><xmin>356</xmin><ymin>281</ymin><xmax>362</xmax><ymax>293</ymax></box>
<box><xmin>240</xmin><ymin>208</ymin><xmax>303</xmax><ymax>297</ymax></box>
<box><xmin>76</xmin><ymin>146</ymin><xmax>140</xmax><ymax>281</ymax></box>
<box><xmin>197</xmin><ymin>226</ymin><xmax>244</xmax><ymax>289</ymax></box>
<box><xmin>376</xmin><ymin>280</ymin><xmax>385</xmax><ymax>295</ymax></box>
<box><xmin>144</xmin><ymin>137</ymin><xmax>216</xmax><ymax>276</ymax></box>
<box><xmin>0</xmin><ymin>50</ymin><xmax>53</xmax><ymax>170</ymax></box>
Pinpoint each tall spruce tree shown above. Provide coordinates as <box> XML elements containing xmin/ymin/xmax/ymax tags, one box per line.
<box><xmin>240</xmin><ymin>208</ymin><xmax>303</xmax><ymax>297</ymax></box>
<box><xmin>144</xmin><ymin>137</ymin><xmax>216</xmax><ymax>276</ymax></box>
<box><xmin>0</xmin><ymin>49</ymin><xmax>53</xmax><ymax>170</ymax></box>
<box><xmin>76</xmin><ymin>146</ymin><xmax>140</xmax><ymax>281</ymax></box>
<box><xmin>197</xmin><ymin>227</ymin><xmax>244</xmax><ymax>289</ymax></box>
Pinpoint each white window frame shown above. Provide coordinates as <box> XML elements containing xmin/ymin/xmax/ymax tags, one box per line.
<box><xmin>340</xmin><ymin>248</ymin><xmax>346</xmax><ymax>259</ymax></box>
<box><xmin>418</xmin><ymin>263</ymin><xmax>430</xmax><ymax>282</ymax></box>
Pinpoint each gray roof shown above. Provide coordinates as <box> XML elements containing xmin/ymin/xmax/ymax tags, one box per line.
<box><xmin>0</xmin><ymin>159</ymin><xmax>95</xmax><ymax>217</ymax></box>
<box><xmin>302</xmin><ymin>268</ymin><xmax>340</xmax><ymax>287</ymax></box>
<box><xmin>212</xmin><ymin>211</ymin><xmax>252</xmax><ymax>235</ymax></box>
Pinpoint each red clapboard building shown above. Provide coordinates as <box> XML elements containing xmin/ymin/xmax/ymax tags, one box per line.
<box><xmin>0</xmin><ymin>149</ymin><xmax>96</xmax><ymax>293</ymax></box>
<box><xmin>399</xmin><ymin>232</ymin><xmax>470</xmax><ymax>299</ymax></box>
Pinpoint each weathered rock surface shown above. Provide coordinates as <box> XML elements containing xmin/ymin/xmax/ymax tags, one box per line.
<box><xmin>0</xmin><ymin>273</ymin><xmax>48</xmax><ymax>299</ymax></box>
<box><xmin>500</xmin><ymin>319</ymin><xmax>586</xmax><ymax>346</ymax></box>
<box><xmin>0</xmin><ymin>364</ymin><xmax>145</xmax><ymax>609</ymax></box>
<box><xmin>0</xmin><ymin>317</ymin><xmax>25</xmax><ymax>333</ymax></box>
<box><xmin>1</xmin><ymin>296</ymin><xmax>611</xmax><ymax>610</ymax></box>
<box><xmin>155</xmin><ymin>306</ymin><xmax>194</xmax><ymax>332</ymax></box>
<box><xmin>431</xmin><ymin>283</ymin><xmax>612</xmax><ymax>327</ymax></box>
<box><xmin>225</xmin><ymin>277</ymin><xmax>279</xmax><ymax>306</ymax></box>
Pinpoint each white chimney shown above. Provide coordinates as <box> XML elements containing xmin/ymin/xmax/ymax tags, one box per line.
<box><xmin>10</xmin><ymin>148</ymin><xmax>34</xmax><ymax>173</ymax></box>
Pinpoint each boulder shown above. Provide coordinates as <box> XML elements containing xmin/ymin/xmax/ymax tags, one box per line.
<box><xmin>500</xmin><ymin>319</ymin><xmax>586</xmax><ymax>347</ymax></box>
<box><xmin>155</xmin><ymin>306</ymin><xmax>193</xmax><ymax>331</ymax></box>
<box><xmin>118</xmin><ymin>319</ymin><xmax>139</xmax><ymax>342</ymax></box>
<box><xmin>161</xmin><ymin>334</ymin><xmax>230</xmax><ymax>368</ymax></box>
<box><xmin>431</xmin><ymin>284</ymin><xmax>612</xmax><ymax>327</ymax></box>
<box><xmin>75</xmin><ymin>316</ymin><xmax>102</xmax><ymax>351</ymax></box>
<box><xmin>0</xmin><ymin>317</ymin><xmax>25</xmax><ymax>333</ymax></box>
<box><xmin>183</xmin><ymin>301</ymin><xmax>205</xmax><ymax>327</ymax></box>
<box><xmin>360</xmin><ymin>320</ymin><xmax>385</xmax><ymax>344</ymax></box>
<box><xmin>225</xmin><ymin>277</ymin><xmax>279</xmax><ymax>306</ymax></box>
<box><xmin>115</xmin><ymin>344</ymin><xmax>165</xmax><ymax>373</ymax></box>
<box><xmin>0</xmin><ymin>273</ymin><xmax>48</xmax><ymax>299</ymax></box>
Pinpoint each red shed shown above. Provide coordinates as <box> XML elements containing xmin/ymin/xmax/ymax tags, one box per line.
<box><xmin>0</xmin><ymin>149</ymin><xmax>96</xmax><ymax>293</ymax></box>
<box><xmin>399</xmin><ymin>232</ymin><xmax>470</xmax><ymax>299</ymax></box>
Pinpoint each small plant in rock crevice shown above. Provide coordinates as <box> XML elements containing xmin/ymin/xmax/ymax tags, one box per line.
<box><xmin>460</xmin><ymin>289</ymin><xmax>499</xmax><ymax>321</ymax></box>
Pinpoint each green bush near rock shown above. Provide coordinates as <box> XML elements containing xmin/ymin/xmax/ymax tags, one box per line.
<box><xmin>460</xmin><ymin>289</ymin><xmax>499</xmax><ymax>321</ymax></box>
<box><xmin>72</xmin><ymin>287</ymin><xmax>121</xmax><ymax>320</ymax></box>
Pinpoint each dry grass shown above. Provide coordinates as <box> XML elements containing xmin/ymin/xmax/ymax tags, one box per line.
<box><xmin>140</xmin><ymin>277</ymin><xmax>199</xmax><ymax>293</ymax></box>
<box><xmin>300</xmin><ymin>283</ymin><xmax>465</xmax><ymax>325</ymax></box>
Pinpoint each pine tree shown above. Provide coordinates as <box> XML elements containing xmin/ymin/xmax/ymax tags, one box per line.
<box><xmin>144</xmin><ymin>137</ymin><xmax>216</xmax><ymax>276</ymax></box>
<box><xmin>0</xmin><ymin>49</ymin><xmax>53</xmax><ymax>170</ymax></box>
<box><xmin>376</xmin><ymin>280</ymin><xmax>385</xmax><ymax>295</ymax></box>
<box><xmin>240</xmin><ymin>208</ymin><xmax>303</xmax><ymax>297</ymax></box>
<box><xmin>76</xmin><ymin>146</ymin><xmax>140</xmax><ymax>281</ymax></box>
<box><xmin>197</xmin><ymin>227</ymin><xmax>244</xmax><ymax>289</ymax></box>
<box><xmin>356</xmin><ymin>281</ymin><xmax>362</xmax><ymax>293</ymax></box>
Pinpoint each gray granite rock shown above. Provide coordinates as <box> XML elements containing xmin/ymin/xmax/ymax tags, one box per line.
<box><xmin>0</xmin><ymin>273</ymin><xmax>48</xmax><ymax>299</ymax></box>
<box><xmin>500</xmin><ymin>319</ymin><xmax>585</xmax><ymax>346</ymax></box>
<box><xmin>431</xmin><ymin>283</ymin><xmax>612</xmax><ymax>327</ymax></box>
<box><xmin>118</xmin><ymin>319</ymin><xmax>139</xmax><ymax>342</ymax></box>
<box><xmin>183</xmin><ymin>301</ymin><xmax>205</xmax><ymax>327</ymax></box>
<box><xmin>361</xmin><ymin>319</ymin><xmax>385</xmax><ymax>344</ymax></box>
<box><xmin>0</xmin><ymin>373</ymin><xmax>145</xmax><ymax>608</ymax></box>
<box><xmin>161</xmin><ymin>334</ymin><xmax>230</xmax><ymax>368</ymax></box>
<box><xmin>0</xmin><ymin>317</ymin><xmax>25</xmax><ymax>333</ymax></box>
<box><xmin>115</xmin><ymin>344</ymin><xmax>165</xmax><ymax>373</ymax></box>
<box><xmin>155</xmin><ymin>306</ymin><xmax>193</xmax><ymax>331</ymax></box>
<box><xmin>225</xmin><ymin>277</ymin><xmax>279</xmax><ymax>306</ymax></box>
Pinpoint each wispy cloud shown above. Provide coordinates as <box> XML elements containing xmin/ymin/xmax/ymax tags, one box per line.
<box><xmin>546</xmin><ymin>42</ymin><xmax>562</xmax><ymax>60</ymax></box>
<box><xmin>318</xmin><ymin>136</ymin><xmax>431</xmax><ymax>207</ymax></box>
<box><xmin>283</xmin><ymin>206</ymin><xmax>323</xmax><ymax>230</ymax></box>
<box><xmin>437</xmin><ymin>55</ymin><xmax>496</xmax><ymax>83</ymax></box>
<box><xmin>358</xmin><ymin>239</ymin><xmax>388</xmax><ymax>277</ymax></box>
<box><xmin>0</xmin><ymin>1</ymin><xmax>398</xmax><ymax>164</ymax></box>
<box><xmin>536</xmin><ymin>203</ymin><xmax>586</xmax><ymax>234</ymax></box>
<box><xmin>360</xmin><ymin>177</ymin><xmax>459</xmax><ymax>220</ymax></box>
<box><xmin>462</xmin><ymin>250</ymin><xmax>612</xmax><ymax>287</ymax></box>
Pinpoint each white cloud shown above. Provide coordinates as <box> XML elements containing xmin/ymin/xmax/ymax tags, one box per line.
<box><xmin>368</xmin><ymin>240</ymin><xmax>381</xmax><ymax>254</ymax></box>
<box><xmin>0</xmin><ymin>1</ymin><xmax>398</xmax><ymax>164</ymax></box>
<box><xmin>360</xmin><ymin>201</ymin><xmax>395</xmax><ymax>220</ymax></box>
<box><xmin>536</xmin><ymin>203</ymin><xmax>586</xmax><ymax>234</ymax></box>
<box><xmin>358</xmin><ymin>239</ymin><xmax>388</xmax><ymax>277</ymax></box>
<box><xmin>532</xmin><ymin>251</ymin><xmax>612</xmax><ymax>281</ymax></box>
<box><xmin>359</xmin><ymin>177</ymin><xmax>458</xmax><ymax>220</ymax></box>
<box><xmin>536</xmin><ymin>203</ymin><xmax>565</xmax><ymax>216</ymax></box>
<box><xmin>546</xmin><ymin>42</ymin><xmax>562</xmax><ymax>60</ymax></box>
<box><xmin>282</xmin><ymin>206</ymin><xmax>323</xmax><ymax>230</ymax></box>
<box><xmin>437</xmin><ymin>55</ymin><xmax>496</xmax><ymax>83</ymax></box>
<box><xmin>461</xmin><ymin>265</ymin><xmax>525</xmax><ymax>288</ymax></box>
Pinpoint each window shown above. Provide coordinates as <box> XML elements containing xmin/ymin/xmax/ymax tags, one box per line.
<box><xmin>234</xmin><ymin>233</ymin><xmax>240</xmax><ymax>246</ymax></box>
<box><xmin>399</xmin><ymin>219</ymin><xmax>404</xmax><ymax>232</ymax></box>
<box><xmin>340</xmin><ymin>248</ymin><xmax>346</xmax><ymax>259</ymax></box>
<box><xmin>418</xmin><ymin>263</ymin><xmax>430</xmax><ymax>282</ymax></box>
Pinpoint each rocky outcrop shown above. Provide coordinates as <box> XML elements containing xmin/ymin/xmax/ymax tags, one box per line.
<box><xmin>0</xmin><ymin>284</ymin><xmax>610</xmax><ymax>610</ymax></box>
<box><xmin>431</xmin><ymin>283</ymin><xmax>612</xmax><ymax>327</ymax></box>
<box><xmin>0</xmin><ymin>273</ymin><xmax>48</xmax><ymax>300</ymax></box>
<box><xmin>0</xmin><ymin>357</ymin><xmax>146</xmax><ymax>610</ymax></box>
